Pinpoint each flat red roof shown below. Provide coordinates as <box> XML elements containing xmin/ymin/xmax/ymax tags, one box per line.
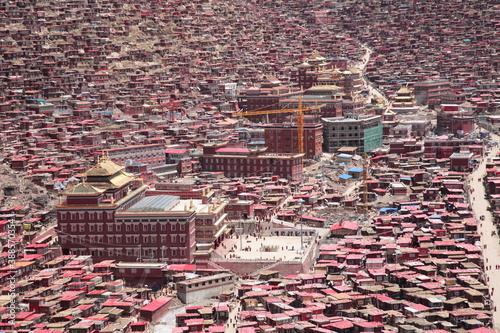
<box><xmin>141</xmin><ymin>297</ymin><xmax>172</xmax><ymax>312</ymax></box>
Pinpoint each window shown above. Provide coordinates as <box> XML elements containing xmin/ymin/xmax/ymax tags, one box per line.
<box><xmin>97</xmin><ymin>224</ymin><xmax>103</xmax><ymax>232</ymax></box>
<box><xmin>89</xmin><ymin>224</ymin><xmax>95</xmax><ymax>232</ymax></box>
<box><xmin>126</xmin><ymin>224</ymin><xmax>131</xmax><ymax>232</ymax></box>
<box><xmin>171</xmin><ymin>223</ymin><xmax>176</xmax><ymax>231</ymax></box>
<box><xmin>60</xmin><ymin>212</ymin><xmax>67</xmax><ymax>220</ymax></box>
<box><xmin>116</xmin><ymin>224</ymin><xmax>121</xmax><ymax>232</ymax></box>
<box><xmin>151</xmin><ymin>224</ymin><xmax>156</xmax><ymax>231</ymax></box>
<box><xmin>107</xmin><ymin>224</ymin><xmax>113</xmax><ymax>232</ymax></box>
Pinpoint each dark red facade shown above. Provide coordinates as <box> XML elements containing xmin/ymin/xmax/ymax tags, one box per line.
<box><xmin>200</xmin><ymin>143</ymin><xmax>303</xmax><ymax>181</ymax></box>
<box><xmin>262</xmin><ymin>123</ymin><xmax>323</xmax><ymax>160</ymax></box>
<box><xmin>56</xmin><ymin>158</ymin><xmax>196</xmax><ymax>263</ymax></box>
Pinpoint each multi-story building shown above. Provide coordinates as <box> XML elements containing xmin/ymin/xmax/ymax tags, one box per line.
<box><xmin>437</xmin><ymin>104</ymin><xmax>475</xmax><ymax>135</ymax></box>
<box><xmin>98</xmin><ymin>143</ymin><xmax>166</xmax><ymax>168</ymax></box>
<box><xmin>165</xmin><ymin>148</ymin><xmax>192</xmax><ymax>176</ymax></box>
<box><xmin>413</xmin><ymin>80</ymin><xmax>451</xmax><ymax>107</ymax></box>
<box><xmin>114</xmin><ymin>195</ymin><xmax>197</xmax><ymax>263</ymax></box>
<box><xmin>56</xmin><ymin>157</ymin><xmax>201</xmax><ymax>264</ymax></box>
<box><xmin>297</xmin><ymin>53</ymin><xmax>362</xmax><ymax>94</ymax></box>
<box><xmin>322</xmin><ymin>115</ymin><xmax>383</xmax><ymax>153</ymax></box>
<box><xmin>193</xmin><ymin>198</ymin><xmax>229</xmax><ymax>247</ymax></box>
<box><xmin>56</xmin><ymin>156</ymin><xmax>148</xmax><ymax>259</ymax></box>
<box><xmin>262</xmin><ymin>122</ymin><xmax>323</xmax><ymax>160</ymax></box>
<box><xmin>280</xmin><ymin>85</ymin><xmax>343</xmax><ymax>119</ymax></box>
<box><xmin>200</xmin><ymin>143</ymin><xmax>303</xmax><ymax>181</ymax></box>
<box><xmin>297</xmin><ymin>53</ymin><xmax>333</xmax><ymax>89</ymax></box>
<box><xmin>423</xmin><ymin>137</ymin><xmax>479</xmax><ymax>155</ymax></box>
<box><xmin>236</xmin><ymin>78</ymin><xmax>303</xmax><ymax>122</ymax></box>
<box><xmin>398</xmin><ymin>118</ymin><xmax>432</xmax><ymax>138</ymax></box>
<box><xmin>388</xmin><ymin>86</ymin><xmax>419</xmax><ymax>114</ymax></box>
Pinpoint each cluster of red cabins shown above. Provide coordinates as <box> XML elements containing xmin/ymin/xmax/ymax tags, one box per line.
<box><xmin>171</xmin><ymin>194</ymin><xmax>493</xmax><ymax>333</ymax></box>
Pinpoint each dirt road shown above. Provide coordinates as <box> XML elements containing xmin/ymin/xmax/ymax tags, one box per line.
<box><xmin>469</xmin><ymin>135</ymin><xmax>500</xmax><ymax>330</ymax></box>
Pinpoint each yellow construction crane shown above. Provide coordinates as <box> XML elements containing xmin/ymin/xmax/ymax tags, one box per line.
<box><xmin>233</xmin><ymin>97</ymin><xmax>325</xmax><ymax>154</ymax></box>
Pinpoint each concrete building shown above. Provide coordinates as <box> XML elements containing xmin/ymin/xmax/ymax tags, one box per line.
<box><xmin>280</xmin><ymin>85</ymin><xmax>343</xmax><ymax>119</ymax></box>
<box><xmin>450</xmin><ymin>152</ymin><xmax>474</xmax><ymax>172</ymax></box>
<box><xmin>98</xmin><ymin>144</ymin><xmax>166</xmax><ymax>168</ymax></box>
<box><xmin>322</xmin><ymin>115</ymin><xmax>383</xmax><ymax>153</ymax></box>
<box><xmin>437</xmin><ymin>104</ymin><xmax>475</xmax><ymax>135</ymax></box>
<box><xmin>236</xmin><ymin>78</ymin><xmax>303</xmax><ymax>122</ymax></box>
<box><xmin>56</xmin><ymin>157</ymin><xmax>198</xmax><ymax>263</ymax></box>
<box><xmin>262</xmin><ymin>122</ymin><xmax>323</xmax><ymax>160</ymax></box>
<box><xmin>413</xmin><ymin>80</ymin><xmax>451</xmax><ymax>107</ymax></box>
<box><xmin>56</xmin><ymin>157</ymin><xmax>148</xmax><ymax>259</ymax></box>
<box><xmin>200</xmin><ymin>143</ymin><xmax>304</xmax><ymax>181</ymax></box>
<box><xmin>175</xmin><ymin>273</ymin><xmax>236</xmax><ymax>304</ymax></box>
<box><xmin>165</xmin><ymin>149</ymin><xmax>193</xmax><ymax>176</ymax></box>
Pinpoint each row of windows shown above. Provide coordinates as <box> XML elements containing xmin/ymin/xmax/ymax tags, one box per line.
<box><xmin>114</xmin><ymin>156</ymin><xmax>164</xmax><ymax>164</ymax></box>
<box><xmin>330</xmin><ymin>126</ymin><xmax>360</xmax><ymax>131</ymax></box>
<box><xmin>60</xmin><ymin>222</ymin><xmax>186</xmax><ymax>233</ymax></box>
<box><xmin>207</xmin><ymin>158</ymin><xmax>265</xmax><ymax>165</ymax></box>
<box><xmin>110</xmin><ymin>147</ymin><xmax>163</xmax><ymax>155</ymax></box>
<box><xmin>205</xmin><ymin>158</ymin><xmax>298</xmax><ymax>166</ymax></box>
<box><xmin>61</xmin><ymin>233</ymin><xmax>186</xmax><ymax>245</ymax></box>
<box><xmin>207</xmin><ymin>165</ymin><xmax>293</xmax><ymax>172</ymax></box>
<box><xmin>330</xmin><ymin>133</ymin><xmax>359</xmax><ymax>137</ymax></box>
<box><xmin>67</xmin><ymin>247</ymin><xmax>186</xmax><ymax>258</ymax></box>
<box><xmin>60</xmin><ymin>211</ymin><xmax>109</xmax><ymax>221</ymax></box>
<box><xmin>116</xmin><ymin>218</ymin><xmax>188</xmax><ymax>223</ymax></box>
<box><xmin>187</xmin><ymin>275</ymin><xmax>233</xmax><ymax>289</ymax></box>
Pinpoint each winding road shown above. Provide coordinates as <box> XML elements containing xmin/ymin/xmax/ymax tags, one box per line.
<box><xmin>356</xmin><ymin>42</ymin><xmax>390</xmax><ymax>106</ymax></box>
<box><xmin>468</xmin><ymin>133</ymin><xmax>500</xmax><ymax>330</ymax></box>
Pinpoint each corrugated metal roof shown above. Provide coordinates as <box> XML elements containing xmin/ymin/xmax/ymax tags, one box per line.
<box><xmin>128</xmin><ymin>195</ymin><xmax>179</xmax><ymax>212</ymax></box>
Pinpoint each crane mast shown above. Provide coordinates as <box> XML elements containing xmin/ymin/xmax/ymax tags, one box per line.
<box><xmin>233</xmin><ymin>97</ymin><xmax>325</xmax><ymax>155</ymax></box>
